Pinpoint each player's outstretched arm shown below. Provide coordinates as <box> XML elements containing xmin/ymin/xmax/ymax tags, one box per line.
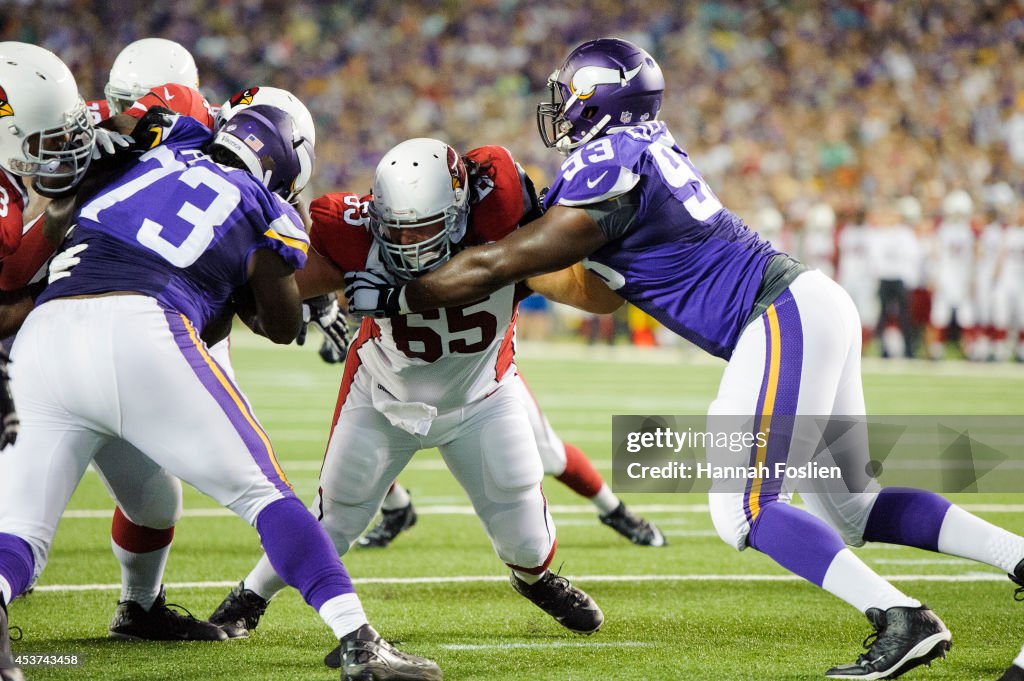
<box><xmin>527</xmin><ymin>262</ymin><xmax>625</xmax><ymax>315</ymax></box>
<box><xmin>245</xmin><ymin>248</ymin><xmax>303</xmax><ymax>344</ymax></box>
<box><xmin>406</xmin><ymin>205</ymin><xmax>608</xmax><ymax>313</ymax></box>
<box><xmin>295</xmin><ymin>249</ymin><xmax>346</xmax><ymax>300</ymax></box>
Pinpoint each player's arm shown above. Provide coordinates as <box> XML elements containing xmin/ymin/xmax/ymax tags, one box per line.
<box><xmin>526</xmin><ymin>262</ymin><xmax>624</xmax><ymax>314</ymax></box>
<box><xmin>404</xmin><ymin>205</ymin><xmax>608</xmax><ymax>312</ymax></box>
<box><xmin>295</xmin><ymin>248</ymin><xmax>345</xmax><ymax>299</ymax></box>
<box><xmin>243</xmin><ymin>248</ymin><xmax>303</xmax><ymax>344</ymax></box>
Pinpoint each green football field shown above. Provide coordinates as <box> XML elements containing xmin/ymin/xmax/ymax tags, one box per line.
<box><xmin>8</xmin><ymin>331</ymin><xmax>1024</xmax><ymax>680</ymax></box>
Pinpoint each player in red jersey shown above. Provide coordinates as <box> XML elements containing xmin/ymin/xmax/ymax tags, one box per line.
<box><xmin>208</xmin><ymin>138</ymin><xmax>621</xmax><ymax>654</ymax></box>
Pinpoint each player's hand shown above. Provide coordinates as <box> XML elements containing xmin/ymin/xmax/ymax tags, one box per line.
<box><xmin>297</xmin><ymin>293</ymin><xmax>351</xmax><ymax>363</ymax></box>
<box><xmin>47</xmin><ymin>243</ymin><xmax>88</xmax><ymax>283</ymax></box>
<box><xmin>0</xmin><ymin>352</ymin><xmax>18</xmax><ymax>450</ymax></box>
<box><xmin>343</xmin><ymin>271</ymin><xmax>406</xmax><ymax>318</ymax></box>
<box><xmin>89</xmin><ymin>128</ymin><xmax>133</xmax><ymax>161</ymax></box>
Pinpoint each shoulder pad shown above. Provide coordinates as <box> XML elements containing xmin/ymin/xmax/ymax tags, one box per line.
<box><xmin>309</xmin><ymin>192</ymin><xmax>374</xmax><ymax>273</ymax></box>
<box><xmin>465</xmin><ymin>145</ymin><xmax>525</xmax><ymax>244</ymax></box>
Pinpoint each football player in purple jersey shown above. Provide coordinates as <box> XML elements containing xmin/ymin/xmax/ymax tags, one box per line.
<box><xmin>345</xmin><ymin>37</ymin><xmax>1024</xmax><ymax>680</ymax></box>
<box><xmin>0</xmin><ymin>105</ymin><xmax>441</xmax><ymax>681</ymax></box>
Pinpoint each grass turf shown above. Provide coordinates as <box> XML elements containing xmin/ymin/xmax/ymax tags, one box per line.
<box><xmin>8</xmin><ymin>333</ymin><xmax>1024</xmax><ymax>680</ymax></box>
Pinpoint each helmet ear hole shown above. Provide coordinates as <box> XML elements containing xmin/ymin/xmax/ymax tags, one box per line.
<box><xmin>581</xmin><ymin>106</ymin><xmax>599</xmax><ymax>121</ymax></box>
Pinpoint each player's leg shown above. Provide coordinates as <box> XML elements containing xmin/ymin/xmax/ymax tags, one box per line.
<box><xmin>210</xmin><ymin>369</ymin><xmax>416</xmax><ymax>642</ymax></box>
<box><xmin>708</xmin><ymin>274</ymin><xmax>948</xmax><ymax>679</ymax></box>
<box><xmin>928</xmin><ymin>292</ymin><xmax>952</xmax><ymax>360</ymax></box>
<box><xmin>119</xmin><ymin>303</ymin><xmax>438</xmax><ymax>679</ymax></box>
<box><xmin>92</xmin><ymin>442</ymin><xmax>225</xmax><ymax>641</ymax></box>
<box><xmin>511</xmin><ymin>373</ymin><xmax>665</xmax><ymax>546</ymax></box>
<box><xmin>357</xmin><ymin>480</ymin><xmax>418</xmax><ymax>548</ymax></box>
<box><xmin>437</xmin><ymin>385</ymin><xmax>602</xmax><ymax>634</ymax></box>
<box><xmin>998</xmin><ymin>645</ymin><xmax>1024</xmax><ymax>681</ymax></box>
<box><xmin>0</xmin><ymin>302</ymin><xmax>112</xmax><ymax>680</ymax></box>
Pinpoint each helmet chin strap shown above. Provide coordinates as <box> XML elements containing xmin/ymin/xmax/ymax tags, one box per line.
<box><xmin>556</xmin><ymin>114</ymin><xmax>611</xmax><ymax>155</ymax></box>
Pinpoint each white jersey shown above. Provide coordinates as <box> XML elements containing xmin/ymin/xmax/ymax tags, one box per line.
<box><xmin>801</xmin><ymin>230</ymin><xmax>835</xmax><ymax>278</ymax></box>
<box><xmin>997</xmin><ymin>225</ymin><xmax>1024</xmax><ymax>292</ymax></box>
<box><xmin>933</xmin><ymin>219</ymin><xmax>975</xmax><ymax>298</ymax></box>
<box><xmin>308</xmin><ymin>145</ymin><xmax>533</xmax><ymax>414</ymax></box>
<box><xmin>870</xmin><ymin>225</ymin><xmax>920</xmax><ymax>286</ymax></box>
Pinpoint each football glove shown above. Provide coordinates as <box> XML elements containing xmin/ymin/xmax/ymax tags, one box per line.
<box><xmin>48</xmin><ymin>243</ymin><xmax>88</xmax><ymax>283</ymax></box>
<box><xmin>343</xmin><ymin>271</ymin><xmax>406</xmax><ymax>318</ymax></box>
<box><xmin>297</xmin><ymin>293</ymin><xmax>351</xmax><ymax>363</ymax></box>
<box><xmin>0</xmin><ymin>351</ymin><xmax>18</xmax><ymax>450</ymax></box>
<box><xmin>90</xmin><ymin>128</ymin><xmax>133</xmax><ymax>161</ymax></box>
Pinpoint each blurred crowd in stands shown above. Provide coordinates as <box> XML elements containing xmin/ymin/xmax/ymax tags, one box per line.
<box><xmin>4</xmin><ymin>0</ymin><xmax>1022</xmax><ymax>359</ymax></box>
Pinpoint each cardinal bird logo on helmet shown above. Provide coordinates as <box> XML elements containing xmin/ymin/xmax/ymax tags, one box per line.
<box><xmin>446</xmin><ymin>145</ymin><xmax>466</xmax><ymax>191</ymax></box>
<box><xmin>0</xmin><ymin>86</ymin><xmax>13</xmax><ymax>118</ymax></box>
<box><xmin>229</xmin><ymin>87</ymin><xmax>260</xmax><ymax>108</ymax></box>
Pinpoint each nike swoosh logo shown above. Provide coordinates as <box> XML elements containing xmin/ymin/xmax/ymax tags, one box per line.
<box><xmin>586</xmin><ymin>171</ymin><xmax>609</xmax><ymax>189</ymax></box>
<box><xmin>163</xmin><ymin>88</ymin><xmax>175</xmax><ymax>101</ymax></box>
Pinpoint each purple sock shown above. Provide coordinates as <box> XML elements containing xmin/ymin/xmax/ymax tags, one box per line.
<box><xmin>0</xmin><ymin>534</ymin><xmax>35</xmax><ymax>601</ymax></box>
<box><xmin>863</xmin><ymin>487</ymin><xmax>952</xmax><ymax>551</ymax></box>
<box><xmin>255</xmin><ymin>497</ymin><xmax>355</xmax><ymax>610</ymax></box>
<box><xmin>748</xmin><ymin>503</ymin><xmax>847</xmax><ymax>587</ymax></box>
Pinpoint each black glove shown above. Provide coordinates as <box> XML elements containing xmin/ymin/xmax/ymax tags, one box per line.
<box><xmin>0</xmin><ymin>351</ymin><xmax>18</xmax><ymax>450</ymax></box>
<box><xmin>298</xmin><ymin>293</ymin><xmax>350</xmax><ymax>363</ymax></box>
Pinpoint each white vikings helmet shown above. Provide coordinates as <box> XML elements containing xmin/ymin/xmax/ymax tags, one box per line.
<box><xmin>217</xmin><ymin>86</ymin><xmax>315</xmax><ymax>200</ymax></box>
<box><xmin>105</xmin><ymin>38</ymin><xmax>199</xmax><ymax>114</ymax></box>
<box><xmin>942</xmin><ymin>189</ymin><xmax>973</xmax><ymax>221</ymax></box>
<box><xmin>369</xmin><ymin>138</ymin><xmax>470</xmax><ymax>280</ymax></box>
<box><xmin>0</xmin><ymin>42</ymin><xmax>94</xmax><ymax>193</ymax></box>
<box><xmin>805</xmin><ymin>202</ymin><xmax>836</xmax><ymax>233</ymax></box>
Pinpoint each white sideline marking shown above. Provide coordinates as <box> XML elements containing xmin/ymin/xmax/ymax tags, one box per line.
<box><xmin>870</xmin><ymin>558</ymin><xmax>974</xmax><ymax>566</ymax></box>
<box><xmin>31</xmin><ymin>572</ymin><xmax>1010</xmax><ymax>593</ymax></box>
<box><xmin>59</xmin><ymin>502</ymin><xmax>1024</xmax><ymax>519</ymax></box>
<box><xmin>442</xmin><ymin>642</ymin><xmax>652</xmax><ymax>651</ymax></box>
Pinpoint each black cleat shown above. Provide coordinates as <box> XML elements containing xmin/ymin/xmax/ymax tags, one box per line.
<box><xmin>109</xmin><ymin>586</ymin><xmax>227</xmax><ymax>641</ymax></box>
<box><xmin>825</xmin><ymin>605</ymin><xmax>951</xmax><ymax>679</ymax></box>
<box><xmin>510</xmin><ymin>571</ymin><xmax>603</xmax><ymax>635</ymax></box>
<box><xmin>999</xmin><ymin>665</ymin><xmax>1024</xmax><ymax>681</ymax></box>
<box><xmin>599</xmin><ymin>502</ymin><xmax>666</xmax><ymax>547</ymax></box>
<box><xmin>357</xmin><ymin>502</ymin><xmax>417</xmax><ymax>549</ymax></box>
<box><xmin>0</xmin><ymin>597</ymin><xmax>24</xmax><ymax>681</ymax></box>
<box><xmin>326</xmin><ymin>623</ymin><xmax>442</xmax><ymax>680</ymax></box>
<box><xmin>208</xmin><ymin>581</ymin><xmax>269</xmax><ymax>639</ymax></box>
<box><xmin>1009</xmin><ymin>558</ymin><xmax>1024</xmax><ymax>602</ymax></box>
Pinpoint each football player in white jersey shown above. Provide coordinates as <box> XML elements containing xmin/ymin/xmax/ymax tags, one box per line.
<box><xmin>208</xmin><ymin>139</ymin><xmax>614</xmax><ymax>655</ymax></box>
<box><xmin>869</xmin><ymin>201</ymin><xmax>920</xmax><ymax>358</ymax></box>
<box><xmin>974</xmin><ymin>183</ymin><xmax>1016</xmax><ymax>362</ymax></box>
<box><xmin>800</xmin><ymin>202</ymin><xmax>837</xmax><ymax>279</ymax></box>
<box><xmin>992</xmin><ymin>200</ymin><xmax>1024</xmax><ymax>362</ymax></box>
<box><xmin>837</xmin><ymin>210</ymin><xmax>879</xmax><ymax>349</ymax></box>
<box><xmin>927</xmin><ymin>190</ymin><xmax>977</xmax><ymax>360</ymax></box>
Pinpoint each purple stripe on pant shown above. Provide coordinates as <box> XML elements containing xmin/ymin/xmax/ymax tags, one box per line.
<box><xmin>163</xmin><ymin>311</ymin><xmax>291</xmax><ymax>496</ymax></box>
<box><xmin>743</xmin><ymin>289</ymin><xmax>804</xmax><ymax>522</ymax></box>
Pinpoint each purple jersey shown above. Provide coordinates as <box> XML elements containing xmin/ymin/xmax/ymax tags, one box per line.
<box><xmin>39</xmin><ymin>115</ymin><xmax>308</xmax><ymax>333</ymax></box>
<box><xmin>544</xmin><ymin>122</ymin><xmax>777</xmax><ymax>359</ymax></box>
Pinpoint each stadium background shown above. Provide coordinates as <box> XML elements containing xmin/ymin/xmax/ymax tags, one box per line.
<box><xmin>3</xmin><ymin>2</ymin><xmax>1024</xmax><ymax>680</ymax></box>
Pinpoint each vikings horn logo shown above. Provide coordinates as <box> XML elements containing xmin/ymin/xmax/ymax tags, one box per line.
<box><xmin>446</xmin><ymin>145</ymin><xmax>465</xmax><ymax>191</ymax></box>
<box><xmin>229</xmin><ymin>87</ymin><xmax>260</xmax><ymax>108</ymax></box>
<box><xmin>570</xmin><ymin>64</ymin><xmax>643</xmax><ymax>101</ymax></box>
<box><xmin>0</xmin><ymin>85</ymin><xmax>12</xmax><ymax>118</ymax></box>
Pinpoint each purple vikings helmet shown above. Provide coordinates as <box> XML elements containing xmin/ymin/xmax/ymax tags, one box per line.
<box><xmin>210</xmin><ymin>104</ymin><xmax>306</xmax><ymax>200</ymax></box>
<box><xmin>537</xmin><ymin>38</ymin><xmax>664</xmax><ymax>154</ymax></box>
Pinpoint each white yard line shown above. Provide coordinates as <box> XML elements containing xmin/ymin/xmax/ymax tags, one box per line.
<box><xmin>31</xmin><ymin>572</ymin><xmax>1010</xmax><ymax>593</ymax></box>
<box><xmin>441</xmin><ymin>642</ymin><xmax>653</xmax><ymax>650</ymax></box>
<box><xmin>59</xmin><ymin>502</ymin><xmax>1024</xmax><ymax>519</ymax></box>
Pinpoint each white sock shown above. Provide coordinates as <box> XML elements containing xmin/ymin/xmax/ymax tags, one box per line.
<box><xmin>243</xmin><ymin>554</ymin><xmax>288</xmax><ymax>602</ymax></box>
<box><xmin>0</xmin><ymin>575</ymin><xmax>11</xmax><ymax>606</ymax></box>
<box><xmin>319</xmin><ymin>592</ymin><xmax>368</xmax><ymax>639</ymax></box>
<box><xmin>382</xmin><ymin>483</ymin><xmax>411</xmax><ymax>511</ymax></box>
<box><xmin>1014</xmin><ymin>643</ymin><xmax>1024</xmax><ymax>669</ymax></box>
<box><xmin>821</xmin><ymin>549</ymin><xmax>921</xmax><ymax>613</ymax></box>
<box><xmin>590</xmin><ymin>485</ymin><xmax>621</xmax><ymax>515</ymax></box>
<box><xmin>112</xmin><ymin>540</ymin><xmax>169</xmax><ymax>610</ymax></box>
<box><xmin>512</xmin><ymin>569</ymin><xmax>544</xmax><ymax>585</ymax></box>
<box><xmin>937</xmin><ymin>505</ymin><xmax>1024</xmax><ymax>573</ymax></box>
